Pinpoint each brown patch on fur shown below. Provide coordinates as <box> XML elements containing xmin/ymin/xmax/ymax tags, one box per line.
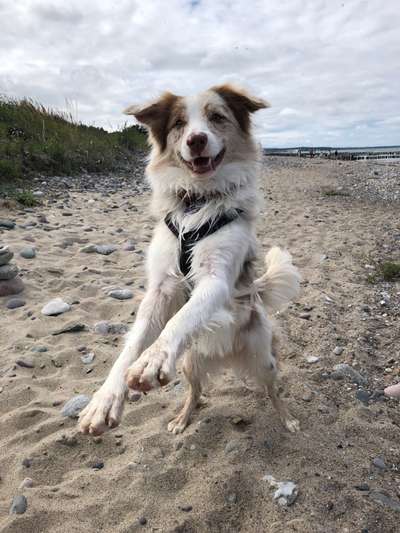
<box><xmin>211</xmin><ymin>84</ymin><xmax>269</xmax><ymax>133</ymax></box>
<box><xmin>125</xmin><ymin>92</ymin><xmax>181</xmax><ymax>152</ymax></box>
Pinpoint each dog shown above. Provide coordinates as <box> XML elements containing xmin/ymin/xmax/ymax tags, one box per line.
<box><xmin>79</xmin><ymin>84</ymin><xmax>301</xmax><ymax>436</ymax></box>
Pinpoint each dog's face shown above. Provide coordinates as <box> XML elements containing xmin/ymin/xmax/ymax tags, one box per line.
<box><xmin>125</xmin><ymin>85</ymin><xmax>269</xmax><ymax>181</ymax></box>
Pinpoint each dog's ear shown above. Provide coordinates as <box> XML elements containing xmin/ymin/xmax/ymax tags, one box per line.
<box><xmin>124</xmin><ymin>92</ymin><xmax>179</xmax><ymax>151</ymax></box>
<box><xmin>212</xmin><ymin>84</ymin><xmax>270</xmax><ymax>133</ymax></box>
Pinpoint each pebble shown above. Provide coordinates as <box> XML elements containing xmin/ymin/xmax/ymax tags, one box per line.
<box><xmin>108</xmin><ymin>289</ymin><xmax>133</xmax><ymax>300</ymax></box>
<box><xmin>91</xmin><ymin>461</ymin><xmax>104</xmax><ymax>470</ymax></box>
<box><xmin>0</xmin><ymin>219</ymin><xmax>15</xmax><ymax>230</ymax></box>
<box><xmin>0</xmin><ymin>276</ymin><xmax>24</xmax><ymax>296</ymax></box>
<box><xmin>138</xmin><ymin>517</ymin><xmax>147</xmax><ymax>526</ymax></box>
<box><xmin>384</xmin><ymin>383</ymin><xmax>400</xmax><ymax>398</ymax></box>
<box><xmin>6</xmin><ymin>298</ymin><xmax>26</xmax><ymax>309</ymax></box>
<box><xmin>22</xmin><ymin>458</ymin><xmax>32</xmax><ymax>468</ymax></box>
<box><xmin>20</xmin><ymin>246</ymin><xmax>36</xmax><ymax>259</ymax></box>
<box><xmin>94</xmin><ymin>321</ymin><xmax>128</xmax><ymax>335</ymax></box>
<box><xmin>31</xmin><ymin>346</ymin><xmax>48</xmax><ymax>353</ymax></box>
<box><xmin>179</xmin><ymin>505</ymin><xmax>193</xmax><ymax>512</ymax></box>
<box><xmin>123</xmin><ymin>240</ymin><xmax>136</xmax><ymax>251</ymax></box>
<box><xmin>0</xmin><ymin>264</ymin><xmax>19</xmax><ymax>280</ymax></box>
<box><xmin>52</xmin><ymin>321</ymin><xmax>86</xmax><ymax>335</ymax></box>
<box><xmin>372</xmin><ymin>457</ymin><xmax>387</xmax><ymax>470</ymax></box>
<box><xmin>9</xmin><ymin>495</ymin><xmax>27</xmax><ymax>515</ymax></box>
<box><xmin>96</xmin><ymin>244</ymin><xmax>117</xmax><ymax>255</ymax></box>
<box><xmin>19</xmin><ymin>478</ymin><xmax>33</xmax><ymax>489</ymax></box>
<box><xmin>333</xmin><ymin>346</ymin><xmax>344</xmax><ymax>355</ymax></box>
<box><xmin>331</xmin><ymin>363</ymin><xmax>367</xmax><ymax>386</ymax></box>
<box><xmin>61</xmin><ymin>395</ymin><xmax>90</xmax><ymax>418</ymax></box>
<box><xmin>356</xmin><ymin>389</ymin><xmax>371</xmax><ymax>405</ymax></box>
<box><xmin>306</xmin><ymin>355</ymin><xmax>319</xmax><ymax>364</ymax></box>
<box><xmin>263</xmin><ymin>474</ymin><xmax>298</xmax><ymax>506</ymax></box>
<box><xmin>16</xmin><ymin>358</ymin><xmax>35</xmax><ymax>368</ymax></box>
<box><xmin>81</xmin><ymin>244</ymin><xmax>117</xmax><ymax>255</ymax></box>
<box><xmin>128</xmin><ymin>391</ymin><xmax>141</xmax><ymax>402</ymax></box>
<box><xmin>299</xmin><ymin>312</ymin><xmax>311</xmax><ymax>320</ymax></box>
<box><xmin>41</xmin><ymin>298</ymin><xmax>71</xmax><ymax>316</ymax></box>
<box><xmin>354</xmin><ymin>483</ymin><xmax>370</xmax><ymax>491</ymax></box>
<box><xmin>81</xmin><ymin>352</ymin><xmax>95</xmax><ymax>364</ymax></box>
<box><xmin>369</xmin><ymin>491</ymin><xmax>400</xmax><ymax>512</ymax></box>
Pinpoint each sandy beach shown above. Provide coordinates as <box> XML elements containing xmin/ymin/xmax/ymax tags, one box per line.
<box><xmin>1</xmin><ymin>156</ymin><xmax>400</xmax><ymax>532</ymax></box>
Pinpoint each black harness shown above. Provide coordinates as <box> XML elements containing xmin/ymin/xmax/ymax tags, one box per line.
<box><xmin>165</xmin><ymin>206</ymin><xmax>242</xmax><ymax>277</ymax></box>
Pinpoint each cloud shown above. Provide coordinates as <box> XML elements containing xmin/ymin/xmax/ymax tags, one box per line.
<box><xmin>0</xmin><ymin>0</ymin><xmax>399</xmax><ymax>146</ymax></box>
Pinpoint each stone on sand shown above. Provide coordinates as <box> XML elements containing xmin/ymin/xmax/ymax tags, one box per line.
<box><xmin>20</xmin><ymin>246</ymin><xmax>36</xmax><ymax>259</ymax></box>
<box><xmin>41</xmin><ymin>298</ymin><xmax>71</xmax><ymax>316</ymax></box>
<box><xmin>61</xmin><ymin>395</ymin><xmax>90</xmax><ymax>418</ymax></box>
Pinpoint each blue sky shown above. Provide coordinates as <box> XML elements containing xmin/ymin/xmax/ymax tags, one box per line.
<box><xmin>0</xmin><ymin>0</ymin><xmax>399</xmax><ymax>147</ymax></box>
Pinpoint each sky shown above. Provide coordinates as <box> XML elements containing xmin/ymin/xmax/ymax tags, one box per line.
<box><xmin>0</xmin><ymin>0</ymin><xmax>399</xmax><ymax>147</ymax></box>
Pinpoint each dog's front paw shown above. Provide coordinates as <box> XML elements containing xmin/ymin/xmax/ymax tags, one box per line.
<box><xmin>126</xmin><ymin>340</ymin><xmax>175</xmax><ymax>392</ymax></box>
<box><xmin>78</xmin><ymin>386</ymin><xmax>125</xmax><ymax>436</ymax></box>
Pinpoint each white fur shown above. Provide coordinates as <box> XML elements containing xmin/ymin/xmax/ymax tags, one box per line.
<box><xmin>79</xmin><ymin>86</ymin><xmax>300</xmax><ymax>437</ymax></box>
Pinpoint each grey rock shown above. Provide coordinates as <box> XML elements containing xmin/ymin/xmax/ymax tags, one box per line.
<box><xmin>0</xmin><ymin>220</ymin><xmax>15</xmax><ymax>230</ymax></box>
<box><xmin>299</xmin><ymin>312</ymin><xmax>311</xmax><ymax>320</ymax></box>
<box><xmin>332</xmin><ymin>363</ymin><xmax>367</xmax><ymax>386</ymax></box>
<box><xmin>94</xmin><ymin>321</ymin><xmax>128</xmax><ymax>335</ymax></box>
<box><xmin>356</xmin><ymin>389</ymin><xmax>371</xmax><ymax>405</ymax></box>
<box><xmin>31</xmin><ymin>346</ymin><xmax>48</xmax><ymax>353</ymax></box>
<box><xmin>333</xmin><ymin>346</ymin><xmax>344</xmax><ymax>355</ymax></box>
<box><xmin>10</xmin><ymin>495</ymin><xmax>27</xmax><ymax>515</ymax></box>
<box><xmin>0</xmin><ymin>276</ymin><xmax>24</xmax><ymax>297</ymax></box>
<box><xmin>22</xmin><ymin>458</ymin><xmax>32</xmax><ymax>467</ymax></box>
<box><xmin>33</xmin><ymin>190</ymin><xmax>44</xmax><ymax>197</ymax></box>
<box><xmin>108</xmin><ymin>289</ymin><xmax>133</xmax><ymax>300</ymax></box>
<box><xmin>263</xmin><ymin>475</ymin><xmax>298</xmax><ymax>506</ymax></box>
<box><xmin>6</xmin><ymin>298</ymin><xmax>26</xmax><ymax>309</ymax></box>
<box><xmin>95</xmin><ymin>244</ymin><xmax>117</xmax><ymax>255</ymax></box>
<box><xmin>61</xmin><ymin>394</ymin><xmax>90</xmax><ymax>418</ymax></box>
<box><xmin>81</xmin><ymin>352</ymin><xmax>95</xmax><ymax>364</ymax></box>
<box><xmin>20</xmin><ymin>246</ymin><xmax>36</xmax><ymax>259</ymax></box>
<box><xmin>52</xmin><ymin>321</ymin><xmax>86</xmax><ymax>335</ymax></box>
<box><xmin>41</xmin><ymin>298</ymin><xmax>71</xmax><ymax>316</ymax></box>
<box><xmin>16</xmin><ymin>358</ymin><xmax>35</xmax><ymax>368</ymax></box>
<box><xmin>372</xmin><ymin>457</ymin><xmax>387</xmax><ymax>470</ymax></box>
<box><xmin>0</xmin><ymin>263</ymin><xmax>18</xmax><ymax>280</ymax></box>
<box><xmin>369</xmin><ymin>491</ymin><xmax>400</xmax><ymax>512</ymax></box>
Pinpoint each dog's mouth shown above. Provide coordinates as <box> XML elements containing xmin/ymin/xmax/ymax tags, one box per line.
<box><xmin>180</xmin><ymin>148</ymin><xmax>225</xmax><ymax>175</ymax></box>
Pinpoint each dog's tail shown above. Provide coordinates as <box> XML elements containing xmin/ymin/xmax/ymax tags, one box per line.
<box><xmin>252</xmin><ymin>247</ymin><xmax>301</xmax><ymax>311</ymax></box>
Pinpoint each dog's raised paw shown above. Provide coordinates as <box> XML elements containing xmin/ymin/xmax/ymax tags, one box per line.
<box><xmin>126</xmin><ymin>342</ymin><xmax>174</xmax><ymax>392</ymax></box>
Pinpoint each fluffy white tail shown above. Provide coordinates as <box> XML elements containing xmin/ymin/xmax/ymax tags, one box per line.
<box><xmin>253</xmin><ymin>247</ymin><xmax>301</xmax><ymax>311</ymax></box>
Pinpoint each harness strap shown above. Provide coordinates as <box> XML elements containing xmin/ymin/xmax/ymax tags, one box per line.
<box><xmin>165</xmin><ymin>210</ymin><xmax>242</xmax><ymax>277</ymax></box>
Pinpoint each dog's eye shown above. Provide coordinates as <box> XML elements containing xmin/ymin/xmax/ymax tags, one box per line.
<box><xmin>173</xmin><ymin>119</ymin><xmax>185</xmax><ymax>129</ymax></box>
<box><xmin>210</xmin><ymin>113</ymin><xmax>226</xmax><ymax>123</ymax></box>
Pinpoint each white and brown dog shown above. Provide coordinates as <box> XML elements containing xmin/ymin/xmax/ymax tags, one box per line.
<box><xmin>79</xmin><ymin>84</ymin><xmax>301</xmax><ymax>436</ymax></box>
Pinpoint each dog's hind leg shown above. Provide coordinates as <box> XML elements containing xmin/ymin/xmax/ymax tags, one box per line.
<box><xmin>168</xmin><ymin>352</ymin><xmax>202</xmax><ymax>434</ymax></box>
<box><xmin>241</xmin><ymin>308</ymin><xmax>300</xmax><ymax>433</ymax></box>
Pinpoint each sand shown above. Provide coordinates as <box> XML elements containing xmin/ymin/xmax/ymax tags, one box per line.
<box><xmin>0</xmin><ymin>157</ymin><xmax>399</xmax><ymax>532</ymax></box>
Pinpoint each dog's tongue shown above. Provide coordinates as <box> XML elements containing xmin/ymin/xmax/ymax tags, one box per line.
<box><xmin>193</xmin><ymin>156</ymin><xmax>212</xmax><ymax>173</ymax></box>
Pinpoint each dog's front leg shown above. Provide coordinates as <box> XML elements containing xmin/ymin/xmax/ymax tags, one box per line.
<box><xmin>126</xmin><ymin>275</ymin><xmax>230</xmax><ymax>391</ymax></box>
<box><xmin>79</xmin><ymin>280</ymin><xmax>180</xmax><ymax>435</ymax></box>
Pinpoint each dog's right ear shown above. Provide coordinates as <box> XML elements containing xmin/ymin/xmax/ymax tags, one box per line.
<box><xmin>124</xmin><ymin>92</ymin><xmax>178</xmax><ymax>151</ymax></box>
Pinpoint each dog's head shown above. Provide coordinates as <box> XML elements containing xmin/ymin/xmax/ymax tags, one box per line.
<box><xmin>124</xmin><ymin>85</ymin><xmax>269</xmax><ymax>182</ymax></box>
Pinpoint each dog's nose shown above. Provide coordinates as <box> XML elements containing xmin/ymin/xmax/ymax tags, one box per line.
<box><xmin>186</xmin><ymin>132</ymin><xmax>207</xmax><ymax>156</ymax></box>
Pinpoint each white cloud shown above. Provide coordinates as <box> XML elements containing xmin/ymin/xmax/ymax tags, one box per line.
<box><xmin>0</xmin><ymin>0</ymin><xmax>399</xmax><ymax>146</ymax></box>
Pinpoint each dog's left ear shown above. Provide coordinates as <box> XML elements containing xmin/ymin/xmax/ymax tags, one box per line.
<box><xmin>212</xmin><ymin>84</ymin><xmax>270</xmax><ymax>133</ymax></box>
<box><xmin>124</xmin><ymin>92</ymin><xmax>178</xmax><ymax>151</ymax></box>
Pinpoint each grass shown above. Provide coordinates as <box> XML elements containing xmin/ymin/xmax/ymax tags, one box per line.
<box><xmin>0</xmin><ymin>96</ymin><xmax>147</xmax><ymax>182</ymax></box>
<box><xmin>14</xmin><ymin>190</ymin><xmax>41</xmax><ymax>207</ymax></box>
<box><xmin>366</xmin><ymin>260</ymin><xmax>400</xmax><ymax>284</ymax></box>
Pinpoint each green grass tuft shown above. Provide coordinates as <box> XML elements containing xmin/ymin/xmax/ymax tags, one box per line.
<box><xmin>380</xmin><ymin>261</ymin><xmax>400</xmax><ymax>282</ymax></box>
<box><xmin>15</xmin><ymin>190</ymin><xmax>40</xmax><ymax>207</ymax></box>
<box><xmin>323</xmin><ymin>189</ymin><xmax>349</xmax><ymax>197</ymax></box>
